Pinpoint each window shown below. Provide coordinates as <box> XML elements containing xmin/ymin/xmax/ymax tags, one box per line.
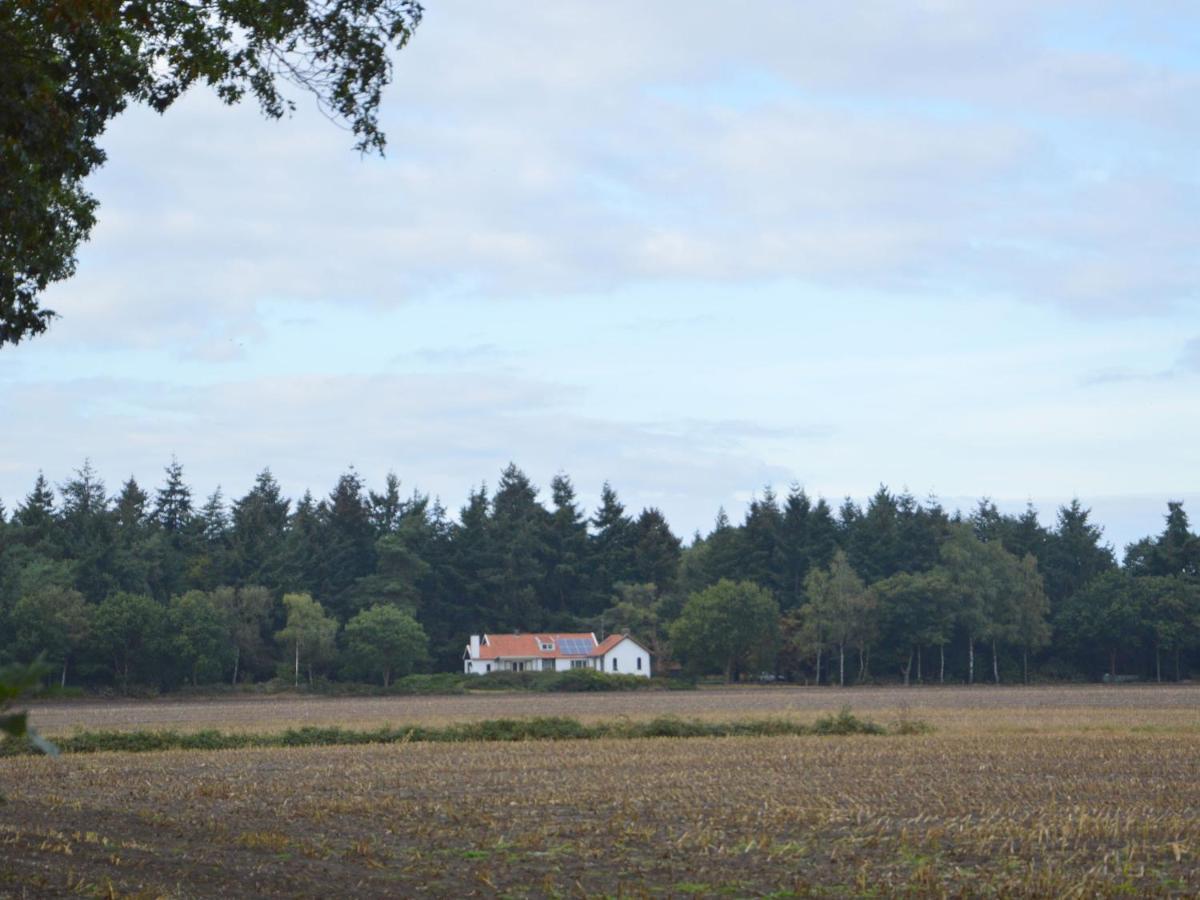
<box><xmin>612</xmin><ymin>658</ymin><xmax>618</xmax><ymax>672</ymax></box>
<box><xmin>636</xmin><ymin>657</ymin><xmax>642</xmax><ymax>671</ymax></box>
<box><xmin>571</xmin><ymin>660</ymin><xmax>589</xmax><ymax>669</ymax></box>
<box><xmin>486</xmin><ymin>664</ymin><xmax>491</xmax><ymax>673</ymax></box>
<box><xmin>467</xmin><ymin>662</ymin><xmax>473</xmax><ymax>672</ymax></box>
<box><xmin>542</xmin><ymin>659</ymin><xmax>555</xmax><ymax>671</ymax></box>
<box><xmin>539</xmin><ymin>641</ymin><xmax>554</xmax><ymax>651</ymax></box>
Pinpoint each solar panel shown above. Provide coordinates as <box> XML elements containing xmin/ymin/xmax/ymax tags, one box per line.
<box><xmin>557</xmin><ymin>638</ymin><xmax>594</xmax><ymax>656</ymax></box>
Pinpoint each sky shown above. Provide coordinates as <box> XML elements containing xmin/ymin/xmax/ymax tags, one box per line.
<box><xmin>2</xmin><ymin>0</ymin><xmax>1198</xmax><ymax>553</ymax></box>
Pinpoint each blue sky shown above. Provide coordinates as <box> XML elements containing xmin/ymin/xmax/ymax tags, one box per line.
<box><xmin>2</xmin><ymin>0</ymin><xmax>1197</xmax><ymax>552</ymax></box>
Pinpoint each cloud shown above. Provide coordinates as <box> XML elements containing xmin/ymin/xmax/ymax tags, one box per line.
<box><xmin>1179</xmin><ymin>337</ymin><xmax>1200</xmax><ymax>372</ymax></box>
<box><xmin>28</xmin><ymin>0</ymin><xmax>1200</xmax><ymax>357</ymax></box>
<box><xmin>0</xmin><ymin>371</ymin><xmax>798</xmax><ymax>532</ymax></box>
<box><xmin>1080</xmin><ymin>335</ymin><xmax>1200</xmax><ymax>385</ymax></box>
<box><xmin>392</xmin><ymin>343</ymin><xmax>504</xmax><ymax>366</ymax></box>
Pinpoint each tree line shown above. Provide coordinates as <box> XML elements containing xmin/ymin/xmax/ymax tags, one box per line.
<box><xmin>0</xmin><ymin>459</ymin><xmax>1197</xmax><ymax>689</ymax></box>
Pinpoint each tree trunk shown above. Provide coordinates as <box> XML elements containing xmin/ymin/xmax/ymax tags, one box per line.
<box><xmin>1109</xmin><ymin>647</ymin><xmax>1117</xmax><ymax>679</ymax></box>
<box><xmin>815</xmin><ymin>647</ymin><xmax>822</xmax><ymax>686</ymax></box>
<box><xmin>939</xmin><ymin>644</ymin><xmax>945</xmax><ymax>684</ymax></box>
<box><xmin>1156</xmin><ymin>644</ymin><xmax>1161</xmax><ymax>683</ymax></box>
<box><xmin>724</xmin><ymin>657</ymin><xmax>734</xmax><ymax>684</ymax></box>
<box><xmin>1176</xmin><ymin>648</ymin><xmax>1182</xmax><ymax>682</ymax></box>
<box><xmin>992</xmin><ymin>638</ymin><xmax>999</xmax><ymax>684</ymax></box>
<box><xmin>917</xmin><ymin>645</ymin><xmax>922</xmax><ymax>685</ymax></box>
<box><xmin>384</xmin><ymin>667</ymin><xmax>391</xmax><ymax>688</ymax></box>
<box><xmin>294</xmin><ymin>640</ymin><xmax>300</xmax><ymax>688</ymax></box>
<box><xmin>60</xmin><ymin>658</ymin><xmax>68</xmax><ymax>689</ymax></box>
<box><xmin>1022</xmin><ymin>647</ymin><xmax>1028</xmax><ymax>685</ymax></box>
<box><xmin>903</xmin><ymin>648</ymin><xmax>912</xmax><ymax>686</ymax></box>
<box><xmin>968</xmin><ymin>635</ymin><xmax>974</xmax><ymax>685</ymax></box>
<box><xmin>232</xmin><ymin>646</ymin><xmax>240</xmax><ymax>687</ymax></box>
<box><xmin>838</xmin><ymin>643</ymin><xmax>845</xmax><ymax>687</ymax></box>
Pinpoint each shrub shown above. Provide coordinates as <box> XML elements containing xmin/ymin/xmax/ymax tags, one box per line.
<box><xmin>811</xmin><ymin>705</ymin><xmax>886</xmax><ymax>736</ymax></box>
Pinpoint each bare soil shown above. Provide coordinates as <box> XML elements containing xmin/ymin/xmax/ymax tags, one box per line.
<box><xmin>27</xmin><ymin>682</ymin><xmax>1200</xmax><ymax>737</ymax></box>
<box><xmin>4</xmin><ymin>731</ymin><xmax>1200</xmax><ymax>896</ymax></box>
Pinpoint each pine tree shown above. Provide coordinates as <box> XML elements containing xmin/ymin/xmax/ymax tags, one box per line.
<box><xmin>368</xmin><ymin>472</ymin><xmax>405</xmax><ymax>535</ymax></box>
<box><xmin>153</xmin><ymin>457</ymin><xmax>193</xmax><ymax>534</ymax></box>
<box><xmin>190</xmin><ymin>487</ymin><xmax>232</xmax><ymax>590</ymax></box>
<box><xmin>230</xmin><ymin>469</ymin><xmax>290</xmax><ymax>588</ymax></box>
<box><xmin>702</xmin><ymin>507</ymin><xmax>746</xmax><ymax>585</ymax></box>
<box><xmin>589</xmin><ymin>482</ymin><xmax>636</xmax><ymax>610</ymax></box>
<box><xmin>14</xmin><ymin>472</ymin><xmax>58</xmax><ymax>551</ymax></box>
<box><xmin>58</xmin><ymin>460</ymin><xmax>114</xmax><ymax>603</ymax></box>
<box><xmin>545</xmin><ymin>474</ymin><xmax>590</xmax><ymax>616</ymax></box>
<box><xmin>318</xmin><ymin>469</ymin><xmax>378</xmax><ymax>620</ymax></box>
<box><xmin>283</xmin><ymin>490</ymin><xmax>324</xmax><ymax>594</ymax></box>
<box><xmin>741</xmin><ymin>487</ymin><xmax>784</xmax><ymax>594</ymax></box>
<box><xmin>1042</xmin><ymin>500</ymin><xmax>1115</xmax><ymax>609</ymax></box>
<box><xmin>111</xmin><ymin>477</ymin><xmax>154</xmax><ymax>595</ymax></box>
<box><xmin>779</xmin><ymin>486</ymin><xmax>813</xmax><ymax>610</ymax></box>
<box><xmin>808</xmin><ymin>498</ymin><xmax>840</xmax><ymax>571</ymax></box>
<box><xmin>850</xmin><ymin>486</ymin><xmax>903</xmax><ymax>582</ymax></box>
<box><xmin>632</xmin><ymin>507</ymin><xmax>682</xmax><ymax>595</ymax></box>
<box><xmin>113</xmin><ymin>477</ymin><xmax>150</xmax><ymax>530</ymax></box>
<box><xmin>486</xmin><ymin>464</ymin><xmax>551</xmax><ymax>629</ymax></box>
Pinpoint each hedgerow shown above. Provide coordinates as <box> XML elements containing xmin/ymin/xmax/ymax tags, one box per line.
<box><xmin>0</xmin><ymin>707</ymin><xmax>924</xmax><ymax>756</ymax></box>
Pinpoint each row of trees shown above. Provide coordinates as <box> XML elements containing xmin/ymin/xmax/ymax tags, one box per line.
<box><xmin>1</xmin><ymin>460</ymin><xmax>1197</xmax><ymax>687</ymax></box>
<box><xmin>7</xmin><ymin>584</ymin><xmax>427</xmax><ymax>690</ymax></box>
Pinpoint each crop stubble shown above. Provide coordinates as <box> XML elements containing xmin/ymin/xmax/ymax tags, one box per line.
<box><xmin>5</xmin><ymin>687</ymin><xmax>1200</xmax><ymax>896</ymax></box>
<box><xmin>26</xmin><ymin>683</ymin><xmax>1200</xmax><ymax>738</ymax></box>
<box><xmin>4</xmin><ymin>726</ymin><xmax>1200</xmax><ymax>896</ymax></box>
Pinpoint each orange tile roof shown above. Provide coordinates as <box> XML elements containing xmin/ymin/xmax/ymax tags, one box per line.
<box><xmin>590</xmin><ymin>634</ymin><xmax>625</xmax><ymax>656</ymax></box>
<box><xmin>474</xmin><ymin>633</ymin><xmax>597</xmax><ymax>660</ymax></box>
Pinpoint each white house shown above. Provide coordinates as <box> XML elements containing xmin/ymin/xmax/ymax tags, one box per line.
<box><xmin>463</xmin><ymin>632</ymin><xmax>651</xmax><ymax>677</ymax></box>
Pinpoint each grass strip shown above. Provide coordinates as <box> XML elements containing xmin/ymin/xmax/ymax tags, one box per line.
<box><xmin>1</xmin><ymin>707</ymin><xmax>930</xmax><ymax>756</ymax></box>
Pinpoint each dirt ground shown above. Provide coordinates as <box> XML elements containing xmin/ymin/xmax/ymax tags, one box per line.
<box><xmin>4</xmin><ymin>730</ymin><xmax>1200</xmax><ymax>897</ymax></box>
<box><xmin>26</xmin><ymin>682</ymin><xmax>1200</xmax><ymax>737</ymax></box>
<box><xmin>5</xmin><ymin>686</ymin><xmax>1200</xmax><ymax>897</ymax></box>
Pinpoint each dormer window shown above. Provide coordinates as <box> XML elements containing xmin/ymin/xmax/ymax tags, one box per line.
<box><xmin>539</xmin><ymin>640</ymin><xmax>555</xmax><ymax>651</ymax></box>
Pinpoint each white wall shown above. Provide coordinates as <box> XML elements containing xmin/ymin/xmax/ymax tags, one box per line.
<box><xmin>464</xmin><ymin>649</ymin><xmax>642</xmax><ymax>675</ymax></box>
<box><xmin>554</xmin><ymin>657</ymin><xmax>601</xmax><ymax>672</ymax></box>
<box><xmin>601</xmin><ymin>639</ymin><xmax>651</xmax><ymax>677</ymax></box>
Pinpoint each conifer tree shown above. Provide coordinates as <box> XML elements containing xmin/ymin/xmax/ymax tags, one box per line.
<box><xmin>231</xmin><ymin>469</ymin><xmax>290</xmax><ymax>588</ymax></box>
<box><xmin>545</xmin><ymin>474</ymin><xmax>590</xmax><ymax>615</ymax></box>
<box><xmin>154</xmin><ymin>457</ymin><xmax>193</xmax><ymax>534</ymax></box>
<box><xmin>589</xmin><ymin>482</ymin><xmax>636</xmax><ymax>607</ymax></box>
<box><xmin>632</xmin><ymin>507</ymin><xmax>682</xmax><ymax>594</ymax></box>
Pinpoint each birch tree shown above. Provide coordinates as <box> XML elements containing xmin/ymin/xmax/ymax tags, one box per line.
<box><xmin>275</xmin><ymin>593</ymin><xmax>338</xmax><ymax>687</ymax></box>
<box><xmin>804</xmin><ymin>550</ymin><xmax>872</xmax><ymax>687</ymax></box>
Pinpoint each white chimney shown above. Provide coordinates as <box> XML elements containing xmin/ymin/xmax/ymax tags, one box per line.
<box><xmin>469</xmin><ymin>635</ymin><xmax>481</xmax><ymax>658</ymax></box>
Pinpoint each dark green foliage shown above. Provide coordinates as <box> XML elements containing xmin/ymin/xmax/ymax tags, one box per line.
<box><xmin>91</xmin><ymin>592</ymin><xmax>166</xmax><ymax>688</ymax></box>
<box><xmin>0</xmin><ymin>660</ymin><xmax>58</xmax><ymax>756</ymax></box>
<box><xmin>589</xmin><ymin>482</ymin><xmax>637</xmax><ymax>609</ymax></box>
<box><xmin>340</xmin><ymin>604</ymin><xmax>428</xmax><ymax>686</ymax></box>
<box><xmin>672</xmin><ymin>579</ymin><xmax>780</xmax><ymax>682</ymax></box>
<box><xmin>0</xmin><ymin>460</ymin><xmax>1196</xmax><ymax>690</ymax></box>
<box><xmin>0</xmin><ymin>708</ymin><xmax>919</xmax><ymax>756</ymax></box>
<box><xmin>810</xmin><ymin>705</ymin><xmax>887</xmax><ymax>735</ymax></box>
<box><xmin>465</xmin><ymin>669</ymin><xmax>671</xmax><ymax>693</ymax></box>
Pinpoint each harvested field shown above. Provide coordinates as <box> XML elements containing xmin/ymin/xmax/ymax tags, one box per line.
<box><xmin>6</xmin><ymin>687</ymin><xmax>1200</xmax><ymax>896</ymax></box>
<box><xmin>26</xmin><ymin>683</ymin><xmax>1200</xmax><ymax>737</ymax></box>
<box><xmin>4</xmin><ymin>732</ymin><xmax>1200</xmax><ymax>897</ymax></box>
